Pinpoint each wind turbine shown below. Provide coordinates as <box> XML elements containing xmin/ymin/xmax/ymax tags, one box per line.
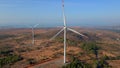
<box><xmin>50</xmin><ymin>0</ymin><xmax>87</xmax><ymax>64</ymax></box>
<box><xmin>31</xmin><ymin>24</ymin><xmax>39</xmax><ymax>45</ymax></box>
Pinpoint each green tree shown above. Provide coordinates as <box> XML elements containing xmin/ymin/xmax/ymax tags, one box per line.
<box><xmin>81</xmin><ymin>42</ymin><xmax>100</xmax><ymax>58</ymax></box>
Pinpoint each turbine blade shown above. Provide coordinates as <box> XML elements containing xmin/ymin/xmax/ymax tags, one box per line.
<box><xmin>50</xmin><ymin>28</ymin><xmax>64</xmax><ymax>40</ymax></box>
<box><xmin>67</xmin><ymin>28</ymin><xmax>87</xmax><ymax>37</ymax></box>
<box><xmin>33</xmin><ymin>24</ymin><xmax>39</xmax><ymax>28</ymax></box>
<box><xmin>62</xmin><ymin>0</ymin><xmax>66</xmax><ymax>27</ymax></box>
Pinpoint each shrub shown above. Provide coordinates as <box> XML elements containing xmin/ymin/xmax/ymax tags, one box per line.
<box><xmin>0</xmin><ymin>34</ymin><xmax>15</xmax><ymax>40</ymax></box>
<box><xmin>0</xmin><ymin>55</ymin><xmax>23</xmax><ymax>67</ymax></box>
<box><xmin>93</xmin><ymin>56</ymin><xmax>111</xmax><ymax>68</ymax></box>
<box><xmin>67</xmin><ymin>39</ymin><xmax>77</xmax><ymax>46</ymax></box>
<box><xmin>76</xmin><ymin>52</ymin><xmax>84</xmax><ymax>57</ymax></box>
<box><xmin>27</xmin><ymin>58</ymin><xmax>37</xmax><ymax>65</ymax></box>
<box><xmin>105</xmin><ymin>56</ymin><xmax>120</xmax><ymax>60</ymax></box>
<box><xmin>0</xmin><ymin>49</ymin><xmax>13</xmax><ymax>56</ymax></box>
<box><xmin>62</xmin><ymin>56</ymin><xmax>91</xmax><ymax>68</ymax></box>
<box><xmin>81</xmin><ymin>42</ymin><xmax>100</xmax><ymax>58</ymax></box>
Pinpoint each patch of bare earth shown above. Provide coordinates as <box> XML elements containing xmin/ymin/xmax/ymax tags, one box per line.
<box><xmin>107</xmin><ymin>60</ymin><xmax>120</xmax><ymax>68</ymax></box>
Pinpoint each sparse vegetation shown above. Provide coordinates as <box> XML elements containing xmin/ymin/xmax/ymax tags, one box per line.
<box><xmin>93</xmin><ymin>57</ymin><xmax>111</xmax><ymax>68</ymax></box>
<box><xmin>67</xmin><ymin>39</ymin><xmax>77</xmax><ymax>46</ymax></box>
<box><xmin>0</xmin><ymin>28</ymin><xmax>120</xmax><ymax>68</ymax></box>
<box><xmin>0</xmin><ymin>49</ymin><xmax>13</xmax><ymax>56</ymax></box>
<box><xmin>62</xmin><ymin>56</ymin><xmax>91</xmax><ymax>68</ymax></box>
<box><xmin>0</xmin><ymin>44</ymin><xmax>13</xmax><ymax>56</ymax></box>
<box><xmin>0</xmin><ymin>55</ymin><xmax>23</xmax><ymax>68</ymax></box>
<box><xmin>102</xmin><ymin>55</ymin><xmax>120</xmax><ymax>60</ymax></box>
<box><xmin>81</xmin><ymin>42</ymin><xmax>100</xmax><ymax>58</ymax></box>
<box><xmin>0</xmin><ymin>34</ymin><xmax>15</xmax><ymax>40</ymax></box>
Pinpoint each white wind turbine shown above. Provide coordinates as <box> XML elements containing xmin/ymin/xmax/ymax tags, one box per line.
<box><xmin>31</xmin><ymin>24</ymin><xmax>39</xmax><ymax>45</ymax></box>
<box><xmin>50</xmin><ymin>0</ymin><xmax>87</xmax><ymax>64</ymax></box>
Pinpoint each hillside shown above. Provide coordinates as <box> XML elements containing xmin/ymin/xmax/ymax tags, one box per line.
<box><xmin>0</xmin><ymin>27</ymin><xmax>120</xmax><ymax>68</ymax></box>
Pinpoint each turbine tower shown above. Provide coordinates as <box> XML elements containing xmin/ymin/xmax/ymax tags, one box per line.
<box><xmin>31</xmin><ymin>24</ymin><xmax>39</xmax><ymax>45</ymax></box>
<box><xmin>50</xmin><ymin>0</ymin><xmax>87</xmax><ymax>64</ymax></box>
